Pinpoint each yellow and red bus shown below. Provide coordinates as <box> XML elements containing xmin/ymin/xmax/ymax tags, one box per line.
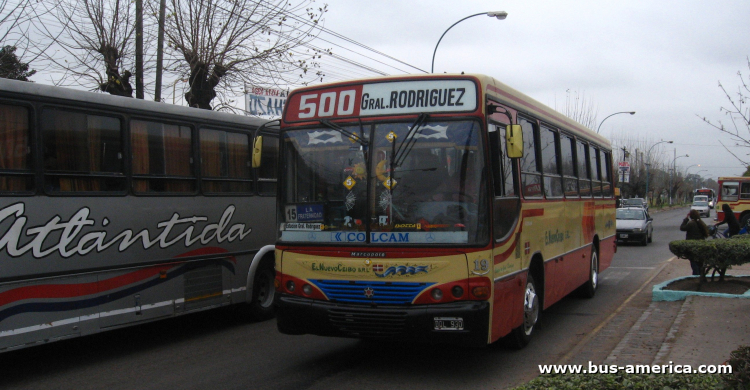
<box><xmin>266</xmin><ymin>74</ymin><xmax>616</xmax><ymax>347</ymax></box>
<box><xmin>717</xmin><ymin>177</ymin><xmax>750</xmax><ymax>226</ymax></box>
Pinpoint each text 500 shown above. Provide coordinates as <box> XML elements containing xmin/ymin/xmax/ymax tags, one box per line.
<box><xmin>298</xmin><ymin>91</ymin><xmax>357</xmax><ymax>118</ymax></box>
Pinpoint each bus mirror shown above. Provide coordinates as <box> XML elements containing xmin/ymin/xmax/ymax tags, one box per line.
<box><xmin>252</xmin><ymin>136</ymin><xmax>263</xmax><ymax>168</ymax></box>
<box><xmin>505</xmin><ymin>124</ymin><xmax>523</xmax><ymax>158</ymax></box>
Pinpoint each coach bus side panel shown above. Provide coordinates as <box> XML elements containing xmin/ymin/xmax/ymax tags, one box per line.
<box><xmin>0</xmin><ymin>275</ymin><xmax>94</xmax><ymax>351</ymax></box>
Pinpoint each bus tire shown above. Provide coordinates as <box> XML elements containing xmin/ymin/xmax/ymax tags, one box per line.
<box><xmin>506</xmin><ymin>273</ymin><xmax>539</xmax><ymax>349</ymax></box>
<box><xmin>579</xmin><ymin>247</ymin><xmax>599</xmax><ymax>298</ymax></box>
<box><xmin>248</xmin><ymin>257</ymin><xmax>276</xmax><ymax>321</ymax></box>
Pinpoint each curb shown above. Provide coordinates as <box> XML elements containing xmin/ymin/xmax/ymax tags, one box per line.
<box><xmin>652</xmin><ymin>275</ymin><xmax>750</xmax><ymax>301</ymax></box>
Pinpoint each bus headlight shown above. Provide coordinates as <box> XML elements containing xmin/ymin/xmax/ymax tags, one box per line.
<box><xmin>451</xmin><ymin>285</ymin><xmax>464</xmax><ymax>298</ymax></box>
<box><xmin>431</xmin><ymin>288</ymin><xmax>444</xmax><ymax>301</ymax></box>
<box><xmin>302</xmin><ymin>284</ymin><xmax>313</xmax><ymax>296</ymax></box>
<box><xmin>286</xmin><ymin>280</ymin><xmax>295</xmax><ymax>292</ymax></box>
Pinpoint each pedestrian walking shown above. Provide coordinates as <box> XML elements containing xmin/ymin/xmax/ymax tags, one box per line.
<box><xmin>680</xmin><ymin>209</ymin><xmax>709</xmax><ymax>275</ymax></box>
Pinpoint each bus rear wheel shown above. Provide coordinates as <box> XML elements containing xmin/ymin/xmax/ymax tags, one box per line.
<box><xmin>506</xmin><ymin>273</ymin><xmax>539</xmax><ymax>349</ymax></box>
<box><xmin>579</xmin><ymin>247</ymin><xmax>599</xmax><ymax>298</ymax></box>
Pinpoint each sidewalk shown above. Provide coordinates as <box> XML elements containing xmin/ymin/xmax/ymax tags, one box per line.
<box><xmin>569</xmin><ymin>256</ymin><xmax>750</xmax><ymax>367</ymax></box>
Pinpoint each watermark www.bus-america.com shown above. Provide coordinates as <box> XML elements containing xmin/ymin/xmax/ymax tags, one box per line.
<box><xmin>539</xmin><ymin>362</ymin><xmax>732</xmax><ymax>375</ymax></box>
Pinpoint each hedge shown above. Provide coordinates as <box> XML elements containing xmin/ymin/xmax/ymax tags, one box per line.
<box><xmin>669</xmin><ymin>235</ymin><xmax>750</xmax><ymax>282</ymax></box>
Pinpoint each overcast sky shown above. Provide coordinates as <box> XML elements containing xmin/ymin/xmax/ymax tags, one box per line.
<box><xmin>314</xmin><ymin>0</ymin><xmax>750</xmax><ymax>182</ymax></box>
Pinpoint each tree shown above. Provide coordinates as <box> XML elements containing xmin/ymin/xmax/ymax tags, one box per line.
<box><xmin>0</xmin><ymin>45</ymin><xmax>35</xmax><ymax>80</ymax></box>
<box><xmin>699</xmin><ymin>57</ymin><xmax>750</xmax><ymax>170</ymax></box>
<box><xmin>561</xmin><ymin>89</ymin><xmax>598</xmax><ymax>130</ymax></box>
<box><xmin>163</xmin><ymin>0</ymin><xmax>328</xmax><ymax>109</ymax></box>
<box><xmin>35</xmin><ymin>0</ymin><xmax>142</xmax><ymax>96</ymax></box>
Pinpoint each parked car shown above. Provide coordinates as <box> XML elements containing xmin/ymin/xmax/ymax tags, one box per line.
<box><xmin>616</xmin><ymin>207</ymin><xmax>653</xmax><ymax>246</ymax></box>
<box><xmin>690</xmin><ymin>200</ymin><xmax>711</xmax><ymax>218</ymax></box>
<box><xmin>620</xmin><ymin>197</ymin><xmax>648</xmax><ymax>211</ymax></box>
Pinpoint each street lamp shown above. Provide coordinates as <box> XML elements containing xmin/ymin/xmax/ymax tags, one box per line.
<box><xmin>431</xmin><ymin>11</ymin><xmax>508</xmax><ymax>73</ymax></box>
<box><xmin>644</xmin><ymin>140</ymin><xmax>673</xmax><ymax>205</ymax></box>
<box><xmin>596</xmin><ymin>111</ymin><xmax>636</xmax><ymax>134</ymax></box>
<box><xmin>670</xmin><ymin>153</ymin><xmax>689</xmax><ymax>205</ymax></box>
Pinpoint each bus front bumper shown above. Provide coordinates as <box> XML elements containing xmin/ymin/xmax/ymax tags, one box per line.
<box><xmin>276</xmin><ymin>295</ymin><xmax>490</xmax><ymax>347</ymax></box>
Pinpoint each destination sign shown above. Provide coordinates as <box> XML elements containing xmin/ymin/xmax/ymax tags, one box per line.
<box><xmin>284</xmin><ymin>79</ymin><xmax>478</xmax><ymax>122</ymax></box>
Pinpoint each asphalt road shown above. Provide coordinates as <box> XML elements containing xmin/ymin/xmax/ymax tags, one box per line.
<box><xmin>1</xmin><ymin>207</ymin><xmax>699</xmax><ymax>390</ymax></box>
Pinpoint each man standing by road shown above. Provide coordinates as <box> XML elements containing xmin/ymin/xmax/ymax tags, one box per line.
<box><xmin>680</xmin><ymin>209</ymin><xmax>709</xmax><ymax>275</ymax></box>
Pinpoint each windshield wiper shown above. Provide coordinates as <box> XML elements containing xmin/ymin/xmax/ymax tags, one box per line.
<box><xmin>319</xmin><ymin>120</ymin><xmax>368</xmax><ymax>147</ymax></box>
<box><xmin>393</xmin><ymin>113</ymin><xmax>428</xmax><ymax>168</ymax></box>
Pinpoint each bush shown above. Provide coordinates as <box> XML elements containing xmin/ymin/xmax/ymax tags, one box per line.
<box><xmin>668</xmin><ymin>235</ymin><xmax>750</xmax><ymax>282</ymax></box>
<box><xmin>514</xmin><ymin>372</ymin><xmax>725</xmax><ymax>389</ymax></box>
<box><xmin>723</xmin><ymin>345</ymin><xmax>750</xmax><ymax>389</ymax></box>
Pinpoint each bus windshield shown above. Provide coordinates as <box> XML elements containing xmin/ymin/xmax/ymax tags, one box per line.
<box><xmin>279</xmin><ymin>119</ymin><xmax>488</xmax><ymax>245</ymax></box>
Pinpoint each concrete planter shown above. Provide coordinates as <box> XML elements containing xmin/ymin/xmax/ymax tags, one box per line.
<box><xmin>652</xmin><ymin>275</ymin><xmax>750</xmax><ymax>301</ymax></box>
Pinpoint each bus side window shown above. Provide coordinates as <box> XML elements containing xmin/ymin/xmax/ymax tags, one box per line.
<box><xmin>560</xmin><ymin>135</ymin><xmax>578</xmax><ymax>197</ymax></box>
<box><xmin>741</xmin><ymin>183</ymin><xmax>750</xmax><ymax>200</ymax></box>
<box><xmin>601</xmin><ymin>151</ymin><xmax>613</xmax><ymax>197</ymax></box>
<box><xmin>489</xmin><ymin>124</ymin><xmax>515</xmax><ymax>197</ymax></box>
<box><xmin>43</xmin><ymin>108</ymin><xmax>125</xmax><ymax>193</ymax></box>
<box><xmin>540</xmin><ymin>125</ymin><xmax>562</xmax><ymax>198</ymax></box>
<box><xmin>257</xmin><ymin>135</ymin><xmax>278</xmax><ymax>196</ymax></box>
<box><xmin>519</xmin><ymin>117</ymin><xmax>542</xmax><ymax>198</ymax></box>
<box><xmin>0</xmin><ymin>103</ymin><xmax>33</xmax><ymax>193</ymax></box>
<box><xmin>576</xmin><ymin>141</ymin><xmax>592</xmax><ymax>197</ymax></box>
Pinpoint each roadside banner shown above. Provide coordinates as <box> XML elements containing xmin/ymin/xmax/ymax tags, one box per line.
<box><xmin>245</xmin><ymin>85</ymin><xmax>287</xmax><ymax>118</ymax></box>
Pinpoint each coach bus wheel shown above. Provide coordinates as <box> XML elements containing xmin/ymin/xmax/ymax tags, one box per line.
<box><xmin>579</xmin><ymin>248</ymin><xmax>599</xmax><ymax>298</ymax></box>
<box><xmin>506</xmin><ymin>273</ymin><xmax>539</xmax><ymax>349</ymax></box>
<box><xmin>249</xmin><ymin>258</ymin><xmax>276</xmax><ymax>321</ymax></box>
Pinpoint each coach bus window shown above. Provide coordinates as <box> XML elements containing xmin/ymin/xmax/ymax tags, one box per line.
<box><xmin>42</xmin><ymin>109</ymin><xmax>124</xmax><ymax>192</ymax></box>
<box><xmin>256</xmin><ymin>135</ymin><xmax>278</xmax><ymax>196</ymax></box>
<box><xmin>519</xmin><ymin>117</ymin><xmax>542</xmax><ymax>198</ymax></box>
<box><xmin>561</xmin><ymin>135</ymin><xmax>578</xmax><ymax>197</ymax></box>
<box><xmin>601</xmin><ymin>151</ymin><xmax>612</xmax><ymax>197</ymax></box>
<box><xmin>0</xmin><ymin>103</ymin><xmax>33</xmax><ymax>192</ymax></box>
<box><xmin>577</xmin><ymin>141</ymin><xmax>592</xmax><ymax>197</ymax></box>
<box><xmin>540</xmin><ymin>126</ymin><xmax>562</xmax><ymax>198</ymax></box>
<box><xmin>132</xmin><ymin>120</ymin><xmax>194</xmax><ymax>193</ymax></box>
<box><xmin>200</xmin><ymin>129</ymin><xmax>252</xmax><ymax>193</ymax></box>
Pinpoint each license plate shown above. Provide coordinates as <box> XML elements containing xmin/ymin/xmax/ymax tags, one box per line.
<box><xmin>434</xmin><ymin>317</ymin><xmax>464</xmax><ymax>331</ymax></box>
<box><xmin>619</xmin><ymin>234</ymin><xmax>628</xmax><ymax>238</ymax></box>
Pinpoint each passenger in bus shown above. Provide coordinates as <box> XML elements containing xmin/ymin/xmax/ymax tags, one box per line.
<box><xmin>680</xmin><ymin>209</ymin><xmax>709</xmax><ymax>275</ymax></box>
<box><xmin>714</xmin><ymin>203</ymin><xmax>740</xmax><ymax>237</ymax></box>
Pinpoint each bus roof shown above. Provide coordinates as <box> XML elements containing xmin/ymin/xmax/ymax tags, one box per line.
<box><xmin>0</xmin><ymin>77</ymin><xmax>267</xmax><ymax>128</ymax></box>
<box><xmin>283</xmin><ymin>73</ymin><xmax>610</xmax><ymax>149</ymax></box>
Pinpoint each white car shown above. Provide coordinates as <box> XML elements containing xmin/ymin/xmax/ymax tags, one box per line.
<box><xmin>690</xmin><ymin>200</ymin><xmax>711</xmax><ymax>218</ymax></box>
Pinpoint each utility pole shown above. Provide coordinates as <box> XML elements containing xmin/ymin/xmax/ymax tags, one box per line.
<box><xmin>154</xmin><ymin>0</ymin><xmax>166</xmax><ymax>102</ymax></box>
<box><xmin>135</xmin><ymin>0</ymin><xmax>144</xmax><ymax>99</ymax></box>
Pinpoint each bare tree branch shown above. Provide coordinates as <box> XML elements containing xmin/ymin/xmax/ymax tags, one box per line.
<box><xmin>164</xmin><ymin>0</ymin><xmax>328</xmax><ymax>109</ymax></box>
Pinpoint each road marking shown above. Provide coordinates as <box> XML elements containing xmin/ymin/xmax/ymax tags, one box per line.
<box><xmin>556</xmin><ymin>257</ymin><xmax>675</xmax><ymax>365</ymax></box>
<box><xmin>607</xmin><ymin>267</ymin><xmax>656</xmax><ymax>270</ymax></box>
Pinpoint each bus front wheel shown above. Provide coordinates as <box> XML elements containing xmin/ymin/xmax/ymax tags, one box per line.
<box><xmin>578</xmin><ymin>247</ymin><xmax>599</xmax><ymax>298</ymax></box>
<box><xmin>248</xmin><ymin>257</ymin><xmax>276</xmax><ymax>321</ymax></box>
<box><xmin>506</xmin><ymin>273</ymin><xmax>539</xmax><ymax>349</ymax></box>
